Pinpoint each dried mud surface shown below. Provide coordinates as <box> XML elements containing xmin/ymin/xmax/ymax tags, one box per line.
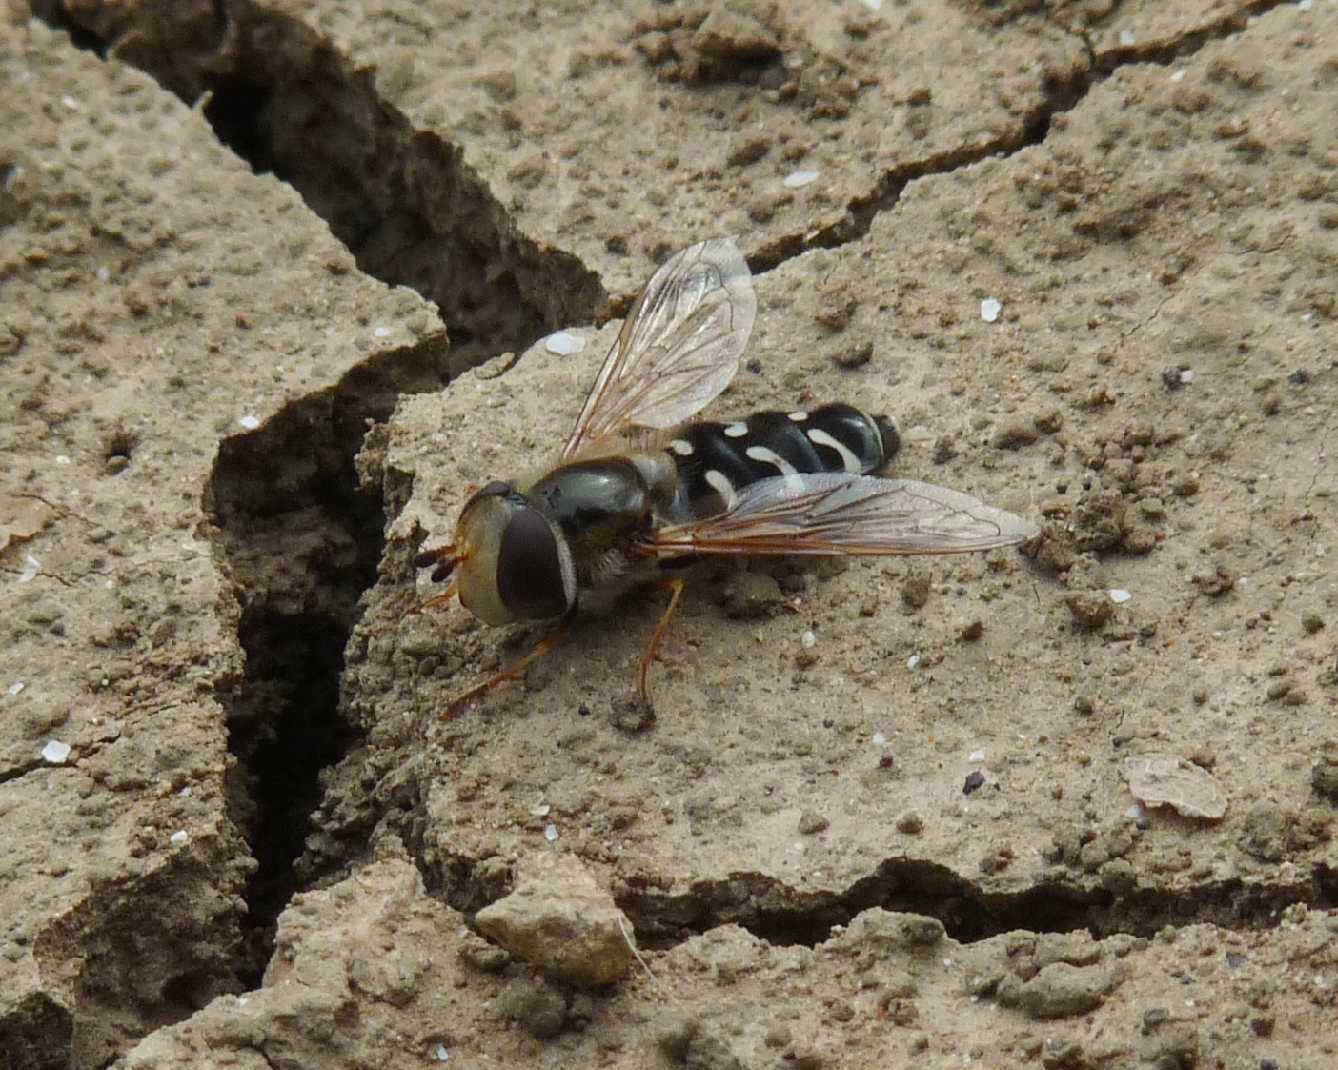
<box><xmin>2</xmin><ymin>2</ymin><xmax>1336</xmax><ymax>1069</ymax></box>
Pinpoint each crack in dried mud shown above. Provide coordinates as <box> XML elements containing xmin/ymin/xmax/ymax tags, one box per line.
<box><xmin>204</xmin><ymin>339</ymin><xmax>447</xmax><ymax>982</ymax></box>
<box><xmin>414</xmin><ymin>847</ymin><xmax>1336</xmax><ymax>955</ymax></box>
<box><xmin>1081</xmin><ymin>0</ymin><xmax>1289</xmax><ymax>74</ymax></box>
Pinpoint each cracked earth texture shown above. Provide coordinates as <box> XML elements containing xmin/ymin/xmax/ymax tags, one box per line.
<box><xmin>1</xmin><ymin>2</ymin><xmax>1336</xmax><ymax>1069</ymax></box>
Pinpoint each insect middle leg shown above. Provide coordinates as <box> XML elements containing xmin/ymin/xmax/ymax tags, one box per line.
<box><xmin>636</xmin><ymin>576</ymin><xmax>687</xmax><ymax>703</ymax></box>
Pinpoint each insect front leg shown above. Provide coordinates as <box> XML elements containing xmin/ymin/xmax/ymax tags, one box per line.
<box><xmin>440</xmin><ymin>624</ymin><xmax>572</xmax><ymax>720</ymax></box>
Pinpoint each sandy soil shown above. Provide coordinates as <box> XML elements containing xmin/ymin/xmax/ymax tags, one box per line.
<box><xmin>2</xmin><ymin>2</ymin><xmax>1335</xmax><ymax>1068</ymax></box>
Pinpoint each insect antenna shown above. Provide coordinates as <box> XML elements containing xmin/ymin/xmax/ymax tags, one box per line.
<box><xmin>408</xmin><ymin>544</ymin><xmax>461</xmax><ymax>615</ymax></box>
<box><xmin>413</xmin><ymin>544</ymin><xmax>459</xmax><ymax>583</ymax></box>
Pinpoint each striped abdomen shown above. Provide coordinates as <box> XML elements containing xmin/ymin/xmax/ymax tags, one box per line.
<box><xmin>665</xmin><ymin>403</ymin><xmax>900</xmax><ymax>516</ymax></box>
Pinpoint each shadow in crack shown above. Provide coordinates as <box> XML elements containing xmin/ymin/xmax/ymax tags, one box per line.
<box><xmin>615</xmin><ymin>856</ymin><xmax>1331</xmax><ymax>953</ymax></box>
<box><xmin>228</xmin><ymin>609</ymin><xmax>356</xmax><ymax>977</ymax></box>
<box><xmin>205</xmin><ymin>341</ymin><xmax>448</xmax><ymax>984</ymax></box>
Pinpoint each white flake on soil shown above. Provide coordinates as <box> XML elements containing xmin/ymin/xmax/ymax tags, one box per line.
<box><xmin>980</xmin><ymin>298</ymin><xmax>1002</xmax><ymax>323</ymax></box>
<box><xmin>1109</xmin><ymin>589</ymin><xmax>1132</xmax><ymax>604</ymax></box>
<box><xmin>238</xmin><ymin>414</ymin><xmax>261</xmax><ymax>430</ymax></box>
<box><xmin>7</xmin><ymin>681</ymin><xmax>25</xmax><ymax>696</ymax></box>
<box><xmin>544</xmin><ymin>331</ymin><xmax>584</xmax><ymax>355</ymax></box>
<box><xmin>41</xmin><ymin>739</ymin><xmax>71</xmax><ymax>764</ymax></box>
<box><xmin>170</xmin><ymin>830</ymin><xmax>189</xmax><ymax>847</ymax></box>
<box><xmin>783</xmin><ymin>169</ymin><xmax>820</xmax><ymax>189</ymax></box>
<box><xmin>18</xmin><ymin>554</ymin><xmax>40</xmax><ymax>583</ymax></box>
<box><xmin>906</xmin><ymin>654</ymin><xmax>921</xmax><ymax>670</ymax></box>
<box><xmin>544</xmin><ymin>822</ymin><xmax>559</xmax><ymax>842</ymax></box>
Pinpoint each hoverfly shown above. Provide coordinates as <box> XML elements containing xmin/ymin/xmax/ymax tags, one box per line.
<box><xmin>414</xmin><ymin>238</ymin><xmax>1036</xmax><ymax>715</ymax></box>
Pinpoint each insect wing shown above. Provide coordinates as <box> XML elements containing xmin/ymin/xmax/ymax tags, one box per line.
<box><xmin>648</xmin><ymin>473</ymin><xmax>1038</xmax><ymax>558</ymax></box>
<box><xmin>561</xmin><ymin>238</ymin><xmax>756</xmax><ymax>460</ymax></box>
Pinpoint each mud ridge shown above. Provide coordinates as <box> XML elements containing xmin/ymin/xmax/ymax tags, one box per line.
<box><xmin>35</xmin><ymin>0</ymin><xmax>606</xmax><ymax>371</ymax></box>
<box><xmin>204</xmin><ymin>337</ymin><xmax>448</xmax><ymax>983</ymax></box>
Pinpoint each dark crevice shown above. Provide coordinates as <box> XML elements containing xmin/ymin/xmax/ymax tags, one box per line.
<box><xmin>200</xmin><ymin>77</ymin><xmax>276</xmax><ymax>176</ymax></box>
<box><xmin>228</xmin><ymin>610</ymin><xmax>356</xmax><ymax>981</ymax></box>
<box><xmin>416</xmin><ymin>849</ymin><xmax>1333</xmax><ymax>956</ymax></box>
<box><xmin>0</xmin><ymin>758</ymin><xmax>49</xmax><ymax>785</ymax></box>
<box><xmin>205</xmin><ymin>338</ymin><xmax>448</xmax><ymax>985</ymax></box>
<box><xmin>33</xmin><ymin>0</ymin><xmax>107</xmax><ymax>56</ymax></box>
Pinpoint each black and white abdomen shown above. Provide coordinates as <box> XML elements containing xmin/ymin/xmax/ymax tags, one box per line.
<box><xmin>665</xmin><ymin>404</ymin><xmax>901</xmax><ymax>516</ymax></box>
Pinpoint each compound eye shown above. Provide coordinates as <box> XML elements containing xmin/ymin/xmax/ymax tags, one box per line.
<box><xmin>496</xmin><ymin>507</ymin><xmax>575</xmax><ymax>621</ymax></box>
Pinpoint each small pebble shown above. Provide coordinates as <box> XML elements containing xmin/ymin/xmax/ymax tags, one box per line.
<box><xmin>1108</xmin><ymin>589</ymin><xmax>1132</xmax><ymax>604</ymax></box>
<box><xmin>980</xmin><ymin>298</ymin><xmax>1002</xmax><ymax>323</ymax></box>
<box><xmin>544</xmin><ymin>823</ymin><xmax>559</xmax><ymax>842</ymax></box>
<box><xmin>798</xmin><ymin>811</ymin><xmax>829</xmax><ymax>835</ymax></box>
<box><xmin>783</xmin><ymin>169</ymin><xmax>820</xmax><ymax>189</ymax></box>
<box><xmin>238</xmin><ymin>414</ymin><xmax>261</xmax><ymax>431</ymax></box>
<box><xmin>963</xmin><ymin>770</ymin><xmax>985</xmax><ymax>795</ymax></box>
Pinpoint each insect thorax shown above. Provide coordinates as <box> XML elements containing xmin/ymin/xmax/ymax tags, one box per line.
<box><xmin>525</xmin><ymin>458</ymin><xmax>658</xmax><ymax>582</ymax></box>
<box><xmin>665</xmin><ymin>404</ymin><xmax>900</xmax><ymax>516</ymax></box>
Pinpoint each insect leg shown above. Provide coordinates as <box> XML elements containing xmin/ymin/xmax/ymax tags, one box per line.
<box><xmin>441</xmin><ymin>625</ymin><xmax>570</xmax><ymax>719</ymax></box>
<box><xmin>636</xmin><ymin>576</ymin><xmax>687</xmax><ymax>703</ymax></box>
<box><xmin>408</xmin><ymin>580</ymin><xmax>458</xmax><ymax>616</ymax></box>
